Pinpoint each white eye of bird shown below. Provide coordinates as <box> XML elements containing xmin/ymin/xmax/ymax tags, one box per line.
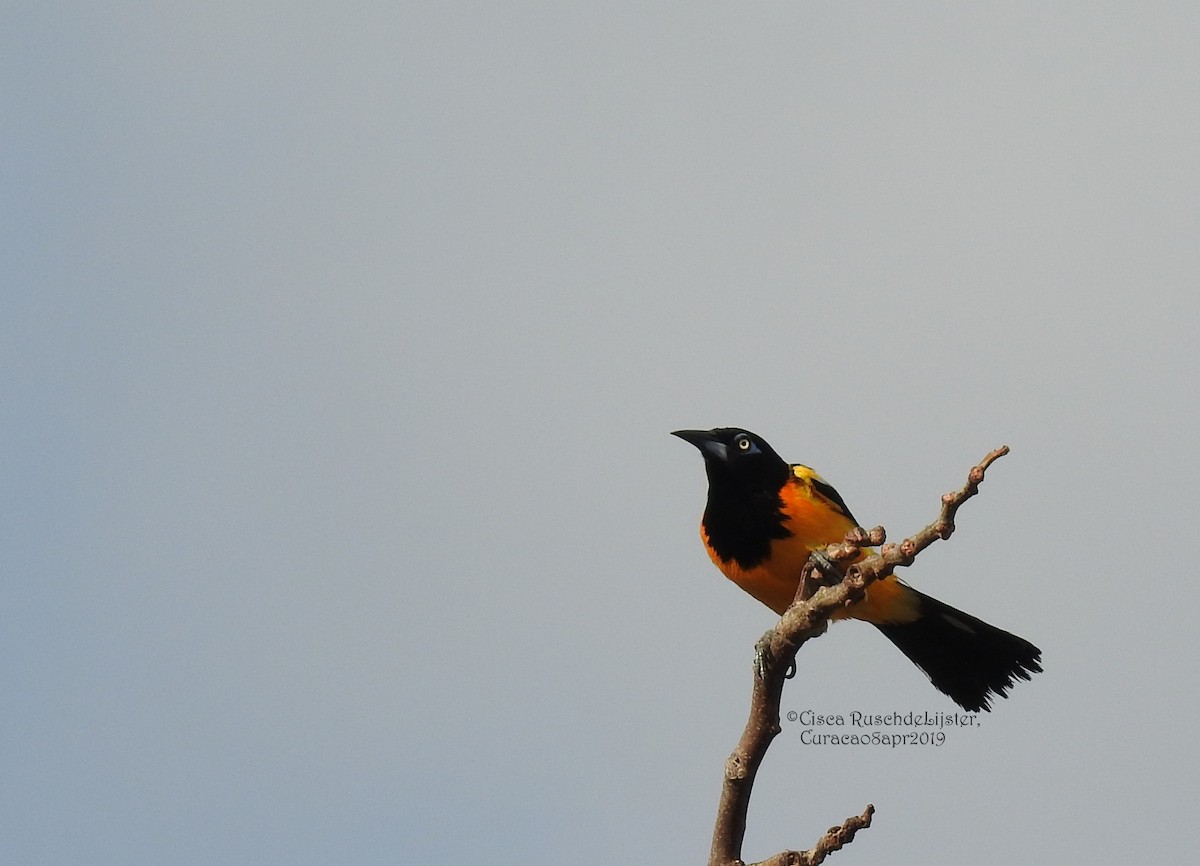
<box><xmin>736</xmin><ymin>435</ymin><xmax>752</xmax><ymax>451</ymax></box>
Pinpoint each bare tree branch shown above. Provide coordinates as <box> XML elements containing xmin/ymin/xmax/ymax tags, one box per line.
<box><xmin>747</xmin><ymin>804</ymin><xmax>876</xmax><ymax>866</ymax></box>
<box><xmin>708</xmin><ymin>446</ymin><xmax>1010</xmax><ymax>866</ymax></box>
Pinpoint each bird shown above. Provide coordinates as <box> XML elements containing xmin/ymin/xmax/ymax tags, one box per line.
<box><xmin>673</xmin><ymin>427</ymin><xmax>1041</xmax><ymax>711</ymax></box>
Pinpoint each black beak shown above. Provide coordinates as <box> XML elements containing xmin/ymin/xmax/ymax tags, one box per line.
<box><xmin>671</xmin><ymin>429</ymin><xmax>728</xmax><ymax>462</ymax></box>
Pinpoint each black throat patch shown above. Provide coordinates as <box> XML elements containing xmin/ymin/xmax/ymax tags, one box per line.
<box><xmin>701</xmin><ymin>479</ymin><xmax>792</xmax><ymax>570</ymax></box>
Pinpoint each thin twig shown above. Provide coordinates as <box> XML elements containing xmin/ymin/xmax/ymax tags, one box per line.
<box><xmin>747</xmin><ymin>804</ymin><xmax>876</xmax><ymax>866</ymax></box>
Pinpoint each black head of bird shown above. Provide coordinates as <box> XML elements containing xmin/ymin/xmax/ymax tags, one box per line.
<box><xmin>671</xmin><ymin>427</ymin><xmax>790</xmax><ymax>493</ymax></box>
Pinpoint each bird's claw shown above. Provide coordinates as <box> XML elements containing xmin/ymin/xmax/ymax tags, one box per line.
<box><xmin>754</xmin><ymin>630</ymin><xmax>798</xmax><ymax>680</ymax></box>
<box><xmin>754</xmin><ymin>630</ymin><xmax>774</xmax><ymax>681</ymax></box>
<box><xmin>808</xmin><ymin>548</ymin><xmax>841</xmax><ymax>582</ymax></box>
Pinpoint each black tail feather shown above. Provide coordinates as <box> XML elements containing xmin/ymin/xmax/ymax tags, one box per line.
<box><xmin>874</xmin><ymin>591</ymin><xmax>1042</xmax><ymax>712</ymax></box>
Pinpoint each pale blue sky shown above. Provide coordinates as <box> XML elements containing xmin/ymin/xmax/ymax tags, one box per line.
<box><xmin>4</xmin><ymin>4</ymin><xmax>1198</xmax><ymax>864</ymax></box>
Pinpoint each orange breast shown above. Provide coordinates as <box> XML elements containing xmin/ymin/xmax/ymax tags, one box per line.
<box><xmin>703</xmin><ymin>480</ymin><xmax>920</xmax><ymax>624</ymax></box>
